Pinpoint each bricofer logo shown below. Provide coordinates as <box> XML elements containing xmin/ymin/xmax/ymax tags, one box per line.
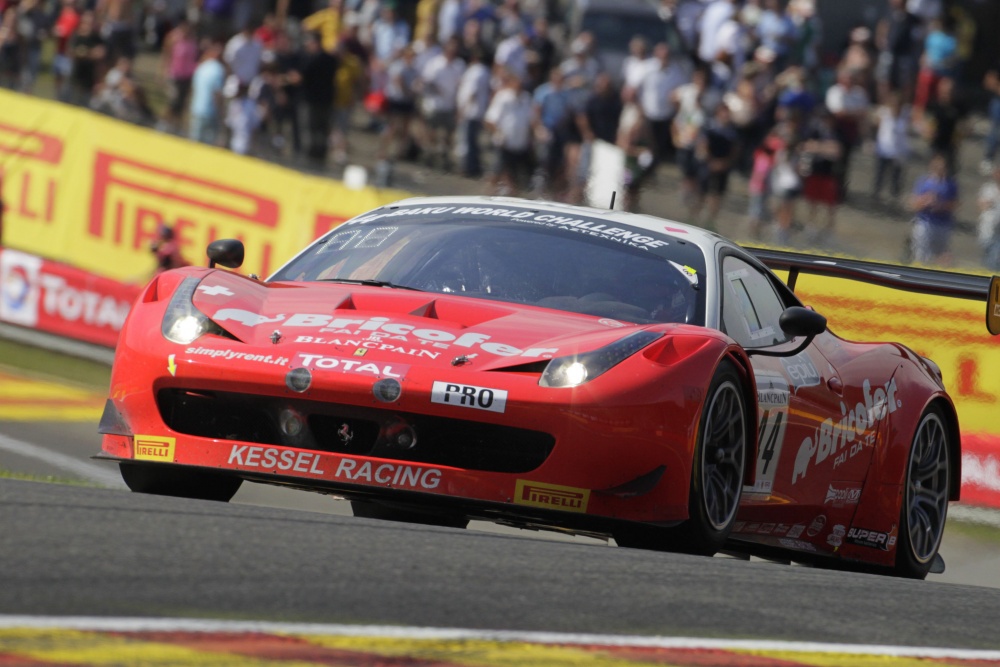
<box><xmin>0</xmin><ymin>121</ymin><xmax>63</xmax><ymax>225</ymax></box>
<box><xmin>133</xmin><ymin>435</ymin><xmax>176</xmax><ymax>462</ymax></box>
<box><xmin>514</xmin><ymin>480</ymin><xmax>590</xmax><ymax>513</ymax></box>
<box><xmin>87</xmin><ymin>152</ymin><xmax>281</xmax><ymax>276</ymax></box>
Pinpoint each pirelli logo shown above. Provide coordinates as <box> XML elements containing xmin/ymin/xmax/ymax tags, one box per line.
<box><xmin>0</xmin><ymin>121</ymin><xmax>64</xmax><ymax>225</ymax></box>
<box><xmin>514</xmin><ymin>480</ymin><xmax>590</xmax><ymax>513</ymax></box>
<box><xmin>87</xmin><ymin>152</ymin><xmax>281</xmax><ymax>276</ymax></box>
<box><xmin>0</xmin><ymin>122</ymin><xmax>63</xmax><ymax>163</ymax></box>
<box><xmin>133</xmin><ymin>435</ymin><xmax>176</xmax><ymax>462</ymax></box>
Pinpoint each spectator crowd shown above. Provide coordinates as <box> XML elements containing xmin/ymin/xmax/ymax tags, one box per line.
<box><xmin>1</xmin><ymin>0</ymin><xmax>1000</xmax><ymax>267</ymax></box>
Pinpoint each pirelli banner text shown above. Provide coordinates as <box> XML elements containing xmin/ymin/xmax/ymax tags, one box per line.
<box><xmin>0</xmin><ymin>90</ymin><xmax>407</xmax><ymax>281</ymax></box>
<box><xmin>792</xmin><ymin>274</ymin><xmax>1000</xmax><ymax>511</ymax></box>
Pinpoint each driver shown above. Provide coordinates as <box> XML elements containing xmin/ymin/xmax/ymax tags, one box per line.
<box><xmin>617</xmin><ymin>262</ymin><xmax>694</xmax><ymax>323</ymax></box>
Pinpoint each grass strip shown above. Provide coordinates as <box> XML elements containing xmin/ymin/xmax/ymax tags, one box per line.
<box><xmin>0</xmin><ymin>339</ymin><xmax>111</xmax><ymax>390</ymax></box>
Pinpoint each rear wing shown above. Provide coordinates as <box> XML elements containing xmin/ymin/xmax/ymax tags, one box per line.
<box><xmin>746</xmin><ymin>247</ymin><xmax>1000</xmax><ymax>336</ymax></box>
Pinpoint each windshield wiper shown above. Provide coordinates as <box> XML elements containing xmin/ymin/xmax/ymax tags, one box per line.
<box><xmin>319</xmin><ymin>278</ymin><xmax>424</xmax><ymax>291</ymax></box>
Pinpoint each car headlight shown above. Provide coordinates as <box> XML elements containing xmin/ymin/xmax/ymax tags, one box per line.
<box><xmin>539</xmin><ymin>330</ymin><xmax>663</xmax><ymax>388</ymax></box>
<box><xmin>161</xmin><ymin>276</ymin><xmax>232</xmax><ymax>344</ymax></box>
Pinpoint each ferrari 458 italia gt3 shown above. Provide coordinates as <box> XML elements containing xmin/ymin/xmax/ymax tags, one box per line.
<box><xmin>99</xmin><ymin>196</ymin><xmax>1000</xmax><ymax>579</ymax></box>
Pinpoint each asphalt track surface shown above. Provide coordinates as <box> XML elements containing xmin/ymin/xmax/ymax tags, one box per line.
<box><xmin>3</xmin><ymin>475</ymin><xmax>1000</xmax><ymax>651</ymax></box>
<box><xmin>3</xmin><ymin>378</ymin><xmax>1000</xmax><ymax>653</ymax></box>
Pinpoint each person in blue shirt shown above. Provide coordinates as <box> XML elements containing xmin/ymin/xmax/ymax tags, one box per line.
<box><xmin>531</xmin><ymin>67</ymin><xmax>571</xmax><ymax>195</ymax></box>
<box><xmin>188</xmin><ymin>41</ymin><xmax>226</xmax><ymax>145</ymax></box>
<box><xmin>908</xmin><ymin>153</ymin><xmax>957</xmax><ymax>266</ymax></box>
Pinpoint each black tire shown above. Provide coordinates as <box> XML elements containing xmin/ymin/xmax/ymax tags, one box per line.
<box><xmin>350</xmin><ymin>500</ymin><xmax>469</xmax><ymax>529</ymax></box>
<box><xmin>119</xmin><ymin>462</ymin><xmax>243</xmax><ymax>502</ymax></box>
<box><xmin>893</xmin><ymin>405</ymin><xmax>951</xmax><ymax>579</ymax></box>
<box><xmin>616</xmin><ymin>361</ymin><xmax>747</xmax><ymax>555</ymax></box>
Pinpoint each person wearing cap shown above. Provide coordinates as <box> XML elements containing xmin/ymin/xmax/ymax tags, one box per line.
<box><xmin>494</xmin><ymin>21</ymin><xmax>531</xmax><ymax>82</ymax></box>
<box><xmin>151</xmin><ymin>225</ymin><xmax>188</xmax><ymax>274</ymax></box>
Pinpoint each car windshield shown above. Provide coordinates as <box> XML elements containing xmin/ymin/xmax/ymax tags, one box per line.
<box><xmin>271</xmin><ymin>205</ymin><xmax>706</xmax><ymax>325</ymax></box>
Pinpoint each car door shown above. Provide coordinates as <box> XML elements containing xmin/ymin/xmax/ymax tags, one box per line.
<box><xmin>717</xmin><ymin>253</ymin><xmax>851</xmax><ymax>549</ymax></box>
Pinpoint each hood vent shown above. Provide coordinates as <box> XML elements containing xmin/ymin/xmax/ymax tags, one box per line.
<box><xmin>409</xmin><ymin>300</ymin><xmax>441</xmax><ymax>319</ymax></box>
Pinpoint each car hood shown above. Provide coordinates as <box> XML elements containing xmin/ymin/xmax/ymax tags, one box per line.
<box><xmin>191</xmin><ymin>271</ymin><xmax>660</xmax><ymax>370</ymax></box>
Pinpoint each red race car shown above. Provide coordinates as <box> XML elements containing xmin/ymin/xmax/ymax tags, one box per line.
<box><xmin>98</xmin><ymin>197</ymin><xmax>1000</xmax><ymax>579</ymax></box>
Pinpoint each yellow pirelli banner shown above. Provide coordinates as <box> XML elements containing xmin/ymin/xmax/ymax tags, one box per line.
<box><xmin>0</xmin><ymin>90</ymin><xmax>407</xmax><ymax>280</ymax></box>
<box><xmin>791</xmin><ymin>274</ymin><xmax>1000</xmax><ymax>508</ymax></box>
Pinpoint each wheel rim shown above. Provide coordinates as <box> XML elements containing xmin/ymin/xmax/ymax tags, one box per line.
<box><xmin>906</xmin><ymin>412</ymin><xmax>950</xmax><ymax>564</ymax></box>
<box><xmin>701</xmin><ymin>380</ymin><xmax>746</xmax><ymax>531</ymax></box>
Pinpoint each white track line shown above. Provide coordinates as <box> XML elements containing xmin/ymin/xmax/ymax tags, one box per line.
<box><xmin>0</xmin><ymin>433</ymin><xmax>125</xmax><ymax>488</ymax></box>
<box><xmin>0</xmin><ymin>616</ymin><xmax>998</xmax><ymax>661</ymax></box>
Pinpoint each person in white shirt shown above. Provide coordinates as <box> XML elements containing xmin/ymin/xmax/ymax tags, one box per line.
<box><xmin>485</xmin><ymin>71</ymin><xmax>534</xmax><ymax>195</ymax></box>
<box><xmin>671</xmin><ymin>65</ymin><xmax>710</xmax><ymax>207</ymax></box>
<box><xmin>621</xmin><ymin>36</ymin><xmax>652</xmax><ymax>95</ymax></box>
<box><xmin>224</xmin><ymin>25</ymin><xmax>263</xmax><ymax>85</ymax></box>
<box><xmin>456</xmin><ymin>47</ymin><xmax>492</xmax><ymax>177</ymax></box>
<box><xmin>697</xmin><ymin>0</ymin><xmax>736</xmax><ymax>64</ymax></box>
<box><xmin>977</xmin><ymin>163</ymin><xmax>1000</xmax><ymax>270</ymax></box>
<box><xmin>906</xmin><ymin>0</ymin><xmax>942</xmax><ymax>22</ymax></box>
<box><xmin>436</xmin><ymin>0</ymin><xmax>463</xmax><ymax>42</ymax></box>
<box><xmin>558</xmin><ymin>33</ymin><xmax>601</xmax><ymax>89</ymax></box>
<box><xmin>825</xmin><ymin>68</ymin><xmax>869</xmax><ymax>197</ymax></box>
<box><xmin>419</xmin><ymin>36</ymin><xmax>466</xmax><ymax>170</ymax></box>
<box><xmin>494</xmin><ymin>26</ymin><xmax>530</xmax><ymax>82</ymax></box>
<box><xmin>872</xmin><ymin>92</ymin><xmax>910</xmax><ymax>202</ymax></box>
<box><xmin>226</xmin><ymin>82</ymin><xmax>263</xmax><ymax>155</ymax></box>
<box><xmin>638</xmin><ymin>42</ymin><xmax>688</xmax><ymax>164</ymax></box>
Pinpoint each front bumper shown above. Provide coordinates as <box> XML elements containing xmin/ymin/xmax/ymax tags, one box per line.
<box><xmin>102</xmin><ymin>334</ymin><xmax>709</xmax><ymax>528</ymax></box>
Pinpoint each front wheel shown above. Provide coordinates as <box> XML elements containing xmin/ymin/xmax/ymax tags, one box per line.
<box><xmin>120</xmin><ymin>462</ymin><xmax>243</xmax><ymax>502</ymax></box>
<box><xmin>893</xmin><ymin>406</ymin><xmax>951</xmax><ymax>579</ymax></box>
<box><xmin>616</xmin><ymin>361</ymin><xmax>747</xmax><ymax>555</ymax></box>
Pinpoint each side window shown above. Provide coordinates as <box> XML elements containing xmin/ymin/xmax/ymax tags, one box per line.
<box><xmin>720</xmin><ymin>256</ymin><xmax>790</xmax><ymax>348</ymax></box>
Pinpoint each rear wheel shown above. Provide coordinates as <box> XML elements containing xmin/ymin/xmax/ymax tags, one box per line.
<box><xmin>616</xmin><ymin>361</ymin><xmax>747</xmax><ymax>555</ymax></box>
<box><xmin>350</xmin><ymin>500</ymin><xmax>469</xmax><ymax>529</ymax></box>
<box><xmin>120</xmin><ymin>462</ymin><xmax>243</xmax><ymax>502</ymax></box>
<box><xmin>893</xmin><ymin>406</ymin><xmax>951</xmax><ymax>579</ymax></box>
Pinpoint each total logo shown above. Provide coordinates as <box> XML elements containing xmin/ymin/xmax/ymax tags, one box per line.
<box><xmin>0</xmin><ymin>250</ymin><xmax>41</xmax><ymax>327</ymax></box>
<box><xmin>214</xmin><ymin>310</ymin><xmax>558</xmax><ymax>358</ymax></box>
<box><xmin>792</xmin><ymin>378</ymin><xmax>900</xmax><ymax>484</ymax></box>
<box><xmin>296</xmin><ymin>353</ymin><xmax>408</xmax><ymax>378</ymax></box>
<box><xmin>2</xmin><ymin>264</ymin><xmax>32</xmax><ymax>310</ymax></box>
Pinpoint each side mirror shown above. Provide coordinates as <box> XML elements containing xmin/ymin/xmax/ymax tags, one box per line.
<box><xmin>779</xmin><ymin>306</ymin><xmax>827</xmax><ymax>338</ymax></box>
<box><xmin>748</xmin><ymin>306</ymin><xmax>826</xmax><ymax>358</ymax></box>
<box><xmin>207</xmin><ymin>239</ymin><xmax>245</xmax><ymax>269</ymax></box>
